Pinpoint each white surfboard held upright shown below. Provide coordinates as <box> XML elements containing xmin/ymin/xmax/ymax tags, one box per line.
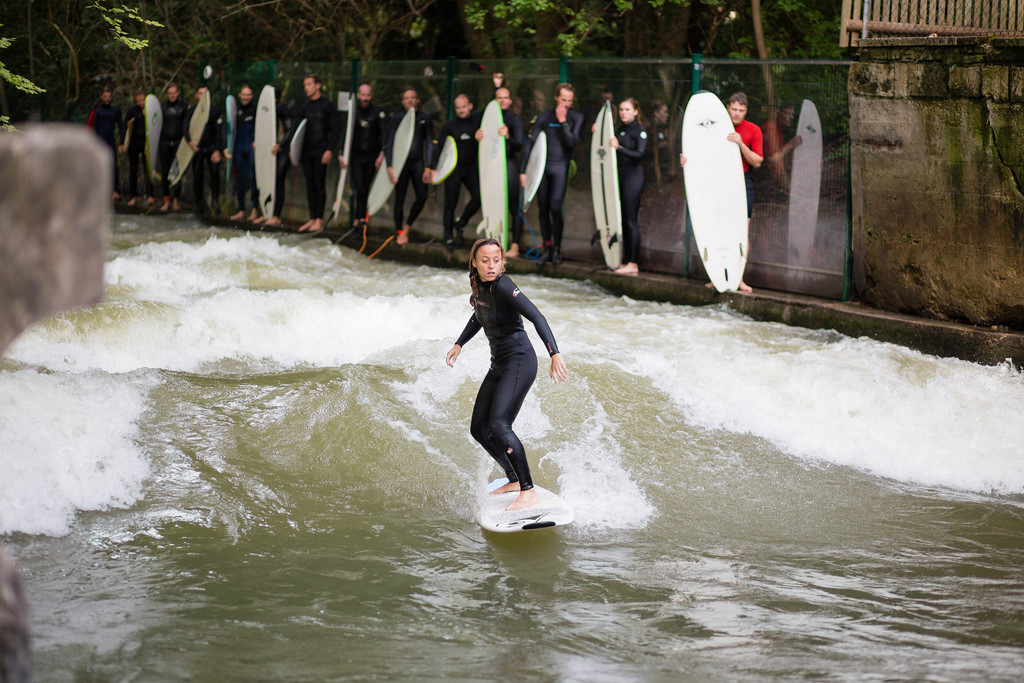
<box><xmin>590</xmin><ymin>100</ymin><xmax>623</xmax><ymax>270</ymax></box>
<box><xmin>681</xmin><ymin>91</ymin><xmax>749</xmax><ymax>292</ymax></box>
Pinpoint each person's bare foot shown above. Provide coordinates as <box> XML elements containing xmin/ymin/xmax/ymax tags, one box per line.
<box><xmin>112</xmin><ymin>191</ymin><xmax>121</xmax><ymax>201</ymax></box>
<box><xmin>490</xmin><ymin>481</ymin><xmax>521</xmax><ymax>495</ymax></box>
<box><xmin>251</xmin><ymin>215</ymin><xmax>266</xmax><ymax>224</ymax></box>
<box><xmin>396</xmin><ymin>226</ymin><xmax>410</xmax><ymax>244</ymax></box>
<box><xmin>172</xmin><ymin>198</ymin><xmax>182</xmax><ymax>211</ymax></box>
<box><xmin>506</xmin><ymin>489</ymin><xmax>540</xmax><ymax>511</ymax></box>
<box><xmin>738</xmin><ymin>281</ymin><xmax>753</xmax><ymax>293</ymax></box>
<box><xmin>264</xmin><ymin>216</ymin><xmax>282</xmax><ymax>227</ymax></box>
<box><xmin>307</xmin><ymin>218</ymin><xmax>324</xmax><ymax>233</ymax></box>
<box><xmin>506</xmin><ymin>243</ymin><xmax>520</xmax><ymax>258</ymax></box>
<box><xmin>159</xmin><ymin>200</ymin><xmax>170</xmax><ymax>212</ymax></box>
<box><xmin>229</xmin><ymin>210</ymin><xmax>245</xmax><ymax>221</ymax></box>
<box><xmin>126</xmin><ymin>197</ymin><xmax>137</xmax><ymax>207</ymax></box>
<box><xmin>247</xmin><ymin>209</ymin><xmax>260</xmax><ymax>222</ymax></box>
<box><xmin>297</xmin><ymin>219</ymin><xmax>314</xmax><ymax>232</ymax></box>
<box><xmin>614</xmin><ymin>263</ymin><xmax>638</xmax><ymax>275</ymax></box>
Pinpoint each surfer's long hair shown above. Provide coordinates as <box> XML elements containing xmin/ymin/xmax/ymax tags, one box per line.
<box><xmin>468</xmin><ymin>238</ymin><xmax>506</xmax><ymax>307</ymax></box>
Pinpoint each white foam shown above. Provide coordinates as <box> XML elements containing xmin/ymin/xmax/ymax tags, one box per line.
<box><xmin>0</xmin><ymin>367</ymin><xmax>153</xmax><ymax>536</ymax></box>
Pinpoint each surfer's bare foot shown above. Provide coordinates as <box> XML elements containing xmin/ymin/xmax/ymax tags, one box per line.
<box><xmin>264</xmin><ymin>216</ymin><xmax>282</xmax><ymax>227</ymax></box>
<box><xmin>297</xmin><ymin>220</ymin><xmax>314</xmax><ymax>232</ymax></box>
<box><xmin>490</xmin><ymin>481</ymin><xmax>522</xmax><ymax>495</ymax></box>
<box><xmin>506</xmin><ymin>489</ymin><xmax>540</xmax><ymax>511</ymax></box>
<box><xmin>126</xmin><ymin>197</ymin><xmax>137</xmax><ymax>207</ymax></box>
<box><xmin>396</xmin><ymin>227</ymin><xmax>410</xmax><ymax>245</ymax></box>
<box><xmin>251</xmin><ymin>215</ymin><xmax>266</xmax><ymax>224</ymax></box>
<box><xmin>738</xmin><ymin>281</ymin><xmax>753</xmax><ymax>293</ymax></box>
<box><xmin>172</xmin><ymin>199</ymin><xmax>182</xmax><ymax>211</ymax></box>
<box><xmin>506</xmin><ymin>243</ymin><xmax>520</xmax><ymax>258</ymax></box>
<box><xmin>308</xmin><ymin>218</ymin><xmax>324</xmax><ymax>234</ymax></box>
<box><xmin>160</xmin><ymin>201</ymin><xmax>171</xmax><ymax>212</ymax></box>
<box><xmin>614</xmin><ymin>263</ymin><xmax>638</xmax><ymax>275</ymax></box>
<box><xmin>229</xmin><ymin>210</ymin><xmax>245</xmax><ymax>221</ymax></box>
<box><xmin>247</xmin><ymin>209</ymin><xmax>260</xmax><ymax>222</ymax></box>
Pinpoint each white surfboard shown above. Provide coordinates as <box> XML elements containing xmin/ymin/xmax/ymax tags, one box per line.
<box><xmin>432</xmin><ymin>136</ymin><xmax>457</xmax><ymax>184</ymax></box>
<box><xmin>590</xmin><ymin>100</ymin><xmax>622</xmax><ymax>270</ymax></box>
<box><xmin>478</xmin><ymin>478</ymin><xmax>574</xmax><ymax>533</ymax></box>
<box><xmin>168</xmin><ymin>89</ymin><xmax>210</xmax><ymax>187</ymax></box>
<box><xmin>366</xmin><ymin>108</ymin><xmax>415</xmax><ymax>218</ymax></box>
<box><xmin>477</xmin><ymin>100</ymin><xmax>509</xmax><ymax>244</ymax></box>
<box><xmin>787</xmin><ymin>99</ymin><xmax>823</xmax><ymax>262</ymax></box>
<box><xmin>144</xmin><ymin>94</ymin><xmax>163</xmax><ymax>185</ymax></box>
<box><xmin>289</xmin><ymin>118</ymin><xmax>307</xmax><ymax>167</ymax></box>
<box><xmin>329</xmin><ymin>91</ymin><xmax>355</xmax><ymax>224</ymax></box>
<box><xmin>681</xmin><ymin>91</ymin><xmax>749</xmax><ymax>292</ymax></box>
<box><xmin>521</xmin><ymin>130</ymin><xmax>547</xmax><ymax>214</ymax></box>
<box><xmin>254</xmin><ymin>84</ymin><xmax>277</xmax><ymax>219</ymax></box>
<box><xmin>224</xmin><ymin>94</ymin><xmax>237</xmax><ymax>180</ymax></box>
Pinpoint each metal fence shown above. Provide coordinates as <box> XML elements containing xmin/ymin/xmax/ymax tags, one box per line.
<box><xmin>135</xmin><ymin>57</ymin><xmax>854</xmax><ymax>300</ymax></box>
<box><xmin>840</xmin><ymin>0</ymin><xmax>1024</xmax><ymax>45</ymax></box>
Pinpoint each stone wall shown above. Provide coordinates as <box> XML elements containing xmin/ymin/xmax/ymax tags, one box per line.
<box><xmin>849</xmin><ymin>37</ymin><xmax>1024</xmax><ymax>328</ymax></box>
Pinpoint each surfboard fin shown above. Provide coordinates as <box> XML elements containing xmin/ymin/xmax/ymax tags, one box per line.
<box><xmin>590</xmin><ymin>230</ymin><xmax>600</xmax><ymax>246</ymax></box>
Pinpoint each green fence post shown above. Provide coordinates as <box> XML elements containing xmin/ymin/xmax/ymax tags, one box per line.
<box><xmin>447</xmin><ymin>56</ymin><xmax>457</xmax><ymax>120</ymax></box>
<box><xmin>691</xmin><ymin>53</ymin><xmax>703</xmax><ymax>94</ymax></box>
<box><xmin>559</xmin><ymin>55</ymin><xmax>569</xmax><ymax>84</ymax></box>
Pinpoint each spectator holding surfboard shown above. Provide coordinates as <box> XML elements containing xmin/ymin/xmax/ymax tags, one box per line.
<box><xmin>186</xmin><ymin>86</ymin><xmax>223</xmax><ymax>216</ymax></box>
<box><xmin>338</xmin><ymin>83</ymin><xmax>387</xmax><ymax>230</ymax></box>
<box><xmin>477</xmin><ymin>86</ymin><xmax>525</xmax><ymax>257</ymax></box>
<box><xmin>120</xmin><ymin>91</ymin><xmax>149</xmax><ymax>207</ymax></box>
<box><xmin>429</xmin><ymin>93</ymin><xmax>482</xmax><ymax>250</ymax></box>
<box><xmin>445</xmin><ymin>238</ymin><xmax>568</xmax><ymax>512</ymax></box>
<box><xmin>225</xmin><ymin>85</ymin><xmax>260</xmax><ymax>222</ymax></box>
<box><xmin>158</xmin><ymin>84</ymin><xmax>187</xmax><ymax>212</ymax></box>
<box><xmin>611</xmin><ymin>98</ymin><xmax>648</xmax><ymax>276</ymax></box>
<box><xmin>385</xmin><ymin>86</ymin><xmax>433</xmax><ymax>245</ymax></box>
<box><xmin>277</xmin><ymin>74</ymin><xmax>339</xmax><ymax>234</ymax></box>
<box><xmin>520</xmin><ymin>83</ymin><xmax>584</xmax><ymax>265</ymax></box>
<box><xmin>680</xmin><ymin>91</ymin><xmax>763</xmax><ymax>293</ymax></box>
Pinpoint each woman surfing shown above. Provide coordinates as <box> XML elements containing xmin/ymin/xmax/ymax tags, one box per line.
<box><xmin>446</xmin><ymin>239</ymin><xmax>568</xmax><ymax>511</ymax></box>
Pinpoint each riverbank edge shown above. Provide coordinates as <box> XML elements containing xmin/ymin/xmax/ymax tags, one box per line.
<box><xmin>180</xmin><ymin>211</ymin><xmax>1024</xmax><ymax>367</ymax></box>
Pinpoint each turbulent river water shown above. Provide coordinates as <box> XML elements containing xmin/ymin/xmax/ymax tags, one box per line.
<box><xmin>2</xmin><ymin>214</ymin><xmax>1023</xmax><ymax>681</ymax></box>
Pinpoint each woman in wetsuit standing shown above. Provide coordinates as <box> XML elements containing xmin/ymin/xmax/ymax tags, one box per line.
<box><xmin>612</xmin><ymin>98</ymin><xmax>648</xmax><ymax>275</ymax></box>
<box><xmin>446</xmin><ymin>239</ymin><xmax>568</xmax><ymax>511</ymax></box>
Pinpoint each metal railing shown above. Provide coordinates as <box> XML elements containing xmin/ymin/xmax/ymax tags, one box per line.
<box><xmin>840</xmin><ymin>0</ymin><xmax>1024</xmax><ymax>45</ymax></box>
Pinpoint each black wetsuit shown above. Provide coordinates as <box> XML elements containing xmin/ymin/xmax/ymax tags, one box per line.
<box><xmin>88</xmin><ymin>102</ymin><xmax>123</xmax><ymax>193</ymax></box>
<box><xmin>500</xmin><ymin>108</ymin><xmax>525</xmax><ymax>244</ymax></box>
<box><xmin>385</xmin><ymin>109</ymin><xmax>432</xmax><ymax>234</ymax></box>
<box><xmin>233</xmin><ymin>98</ymin><xmax>258</xmax><ymax>211</ymax></box>
<box><xmin>616</xmin><ymin>120</ymin><xmax>647</xmax><ymax>265</ymax></box>
<box><xmin>455</xmin><ymin>275</ymin><xmax>559</xmax><ymax>490</ymax></box>
<box><xmin>159</xmin><ymin>97</ymin><xmax>188</xmax><ymax>199</ymax></box>
<box><xmin>521</xmin><ymin>108</ymin><xmax>584</xmax><ymax>261</ymax></box>
<box><xmin>283</xmin><ymin>96</ymin><xmax>339</xmax><ymax>220</ymax></box>
<box><xmin>345</xmin><ymin>102</ymin><xmax>387</xmax><ymax>224</ymax></box>
<box><xmin>272</xmin><ymin>101</ymin><xmax>292</xmax><ymax>218</ymax></box>
<box><xmin>124</xmin><ymin>103</ymin><xmax>149</xmax><ymax>198</ymax></box>
<box><xmin>187</xmin><ymin>102</ymin><xmax>223</xmax><ymax>215</ymax></box>
<box><xmin>430</xmin><ymin>112</ymin><xmax>482</xmax><ymax>244</ymax></box>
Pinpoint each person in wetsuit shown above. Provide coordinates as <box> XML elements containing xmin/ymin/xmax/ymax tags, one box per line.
<box><xmin>226</xmin><ymin>84</ymin><xmax>259</xmax><ymax>221</ymax></box>
<box><xmin>385</xmin><ymin>86</ymin><xmax>433</xmax><ymax>244</ymax></box>
<box><xmin>87</xmin><ymin>87</ymin><xmax>123</xmax><ymax>201</ymax></box>
<box><xmin>611</xmin><ymin>98</ymin><xmax>648</xmax><ymax>275</ymax></box>
<box><xmin>445</xmin><ymin>238</ymin><xmax>569</xmax><ymax>512</ymax></box>
<box><xmin>477</xmin><ymin>86</ymin><xmax>525</xmax><ymax>257</ymax></box>
<box><xmin>520</xmin><ymin>83</ymin><xmax>584</xmax><ymax>265</ymax></box>
<box><xmin>278</xmin><ymin>74</ymin><xmax>339</xmax><ymax>233</ymax></box>
<box><xmin>256</xmin><ymin>89</ymin><xmax>293</xmax><ymax>228</ymax></box>
<box><xmin>158</xmin><ymin>84</ymin><xmax>188</xmax><ymax>211</ymax></box>
<box><xmin>338</xmin><ymin>83</ymin><xmax>387</xmax><ymax>229</ymax></box>
<box><xmin>186</xmin><ymin>86</ymin><xmax>223</xmax><ymax>216</ymax></box>
<box><xmin>120</xmin><ymin>91</ymin><xmax>150</xmax><ymax>206</ymax></box>
<box><xmin>428</xmin><ymin>93</ymin><xmax>481</xmax><ymax>249</ymax></box>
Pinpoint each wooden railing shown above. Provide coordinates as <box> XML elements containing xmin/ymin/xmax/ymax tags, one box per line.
<box><xmin>840</xmin><ymin>0</ymin><xmax>1024</xmax><ymax>46</ymax></box>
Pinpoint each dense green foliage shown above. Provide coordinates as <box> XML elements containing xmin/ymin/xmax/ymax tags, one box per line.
<box><xmin>0</xmin><ymin>0</ymin><xmax>843</xmax><ymax>123</ymax></box>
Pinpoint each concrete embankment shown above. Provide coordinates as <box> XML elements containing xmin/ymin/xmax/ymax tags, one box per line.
<box><xmin>184</xmin><ymin>210</ymin><xmax>1024</xmax><ymax>367</ymax></box>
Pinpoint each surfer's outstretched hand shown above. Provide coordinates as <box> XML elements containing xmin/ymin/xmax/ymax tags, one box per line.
<box><xmin>446</xmin><ymin>344</ymin><xmax>462</xmax><ymax>367</ymax></box>
<box><xmin>549</xmin><ymin>353</ymin><xmax>567</xmax><ymax>384</ymax></box>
